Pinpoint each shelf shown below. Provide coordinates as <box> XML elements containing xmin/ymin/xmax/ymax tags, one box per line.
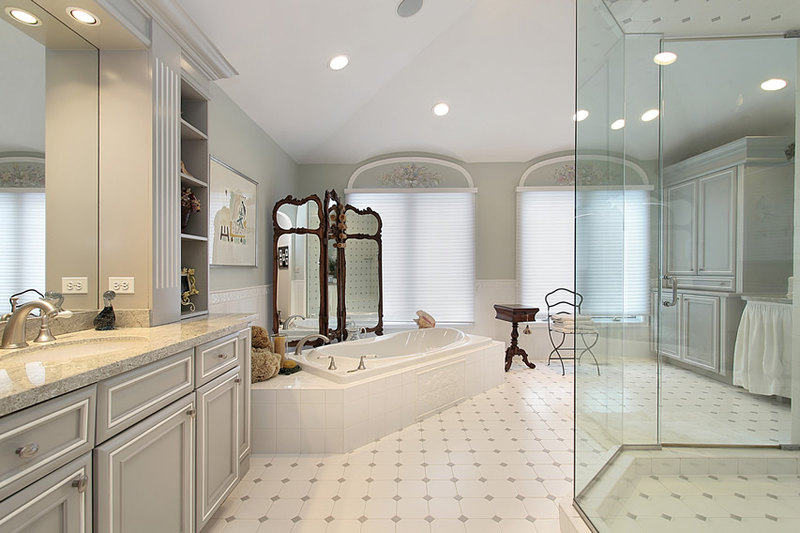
<box><xmin>181</xmin><ymin>310</ymin><xmax>209</xmax><ymax>320</ymax></box>
<box><xmin>181</xmin><ymin>233</ymin><xmax>208</xmax><ymax>242</ymax></box>
<box><xmin>180</xmin><ymin>173</ymin><xmax>207</xmax><ymax>188</ymax></box>
<box><xmin>180</xmin><ymin>119</ymin><xmax>207</xmax><ymax>140</ymax></box>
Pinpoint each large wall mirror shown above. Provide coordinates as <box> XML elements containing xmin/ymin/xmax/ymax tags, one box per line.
<box><xmin>0</xmin><ymin>1</ymin><xmax>99</xmax><ymax>314</ymax></box>
<box><xmin>273</xmin><ymin>190</ymin><xmax>383</xmax><ymax>343</ymax></box>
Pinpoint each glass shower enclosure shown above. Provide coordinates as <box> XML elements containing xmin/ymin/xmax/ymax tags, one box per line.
<box><xmin>574</xmin><ymin>1</ymin><xmax>798</xmax><ymax>531</ymax></box>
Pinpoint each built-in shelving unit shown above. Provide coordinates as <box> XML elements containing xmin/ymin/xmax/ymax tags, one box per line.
<box><xmin>180</xmin><ymin>78</ymin><xmax>210</xmax><ymax>318</ymax></box>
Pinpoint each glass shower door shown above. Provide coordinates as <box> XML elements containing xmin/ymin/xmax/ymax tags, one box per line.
<box><xmin>658</xmin><ymin>36</ymin><xmax>796</xmax><ymax>447</ymax></box>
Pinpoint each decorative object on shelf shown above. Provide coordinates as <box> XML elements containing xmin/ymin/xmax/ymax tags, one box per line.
<box><xmin>414</xmin><ymin>310</ymin><xmax>435</xmax><ymax>328</ymax></box>
<box><xmin>381</xmin><ymin>163</ymin><xmax>440</xmax><ymax>188</ymax></box>
<box><xmin>93</xmin><ymin>290</ymin><xmax>116</xmax><ymax>331</ymax></box>
<box><xmin>181</xmin><ymin>267</ymin><xmax>199</xmax><ymax>311</ymax></box>
<box><xmin>0</xmin><ymin>155</ymin><xmax>45</xmax><ymax>187</ymax></box>
<box><xmin>181</xmin><ymin>187</ymin><xmax>201</xmax><ymax>229</ymax></box>
<box><xmin>277</xmin><ymin>246</ymin><xmax>289</xmax><ymax>269</ymax></box>
<box><xmin>180</xmin><ymin>160</ymin><xmax>193</xmax><ymax>177</ymax></box>
<box><xmin>210</xmin><ymin>157</ymin><xmax>258</xmax><ymax>266</ymax></box>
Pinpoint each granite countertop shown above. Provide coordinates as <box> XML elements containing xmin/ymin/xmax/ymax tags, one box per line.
<box><xmin>0</xmin><ymin>313</ymin><xmax>255</xmax><ymax>417</ymax></box>
<box><xmin>741</xmin><ymin>295</ymin><xmax>793</xmax><ymax>304</ymax></box>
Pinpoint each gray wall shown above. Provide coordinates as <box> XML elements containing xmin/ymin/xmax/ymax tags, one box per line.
<box><xmin>208</xmin><ymin>84</ymin><xmax>299</xmax><ymax>291</ymax></box>
<box><xmin>298</xmin><ymin>161</ymin><xmax>529</xmax><ymax>280</ymax></box>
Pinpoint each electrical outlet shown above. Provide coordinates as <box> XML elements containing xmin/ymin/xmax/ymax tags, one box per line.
<box><xmin>62</xmin><ymin>277</ymin><xmax>88</xmax><ymax>294</ymax></box>
<box><xmin>109</xmin><ymin>277</ymin><xmax>135</xmax><ymax>294</ymax></box>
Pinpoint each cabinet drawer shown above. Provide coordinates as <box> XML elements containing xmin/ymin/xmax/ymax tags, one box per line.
<box><xmin>196</xmin><ymin>333</ymin><xmax>239</xmax><ymax>386</ymax></box>
<box><xmin>0</xmin><ymin>452</ymin><xmax>91</xmax><ymax>533</ymax></box>
<box><xmin>96</xmin><ymin>349</ymin><xmax>194</xmax><ymax>443</ymax></box>
<box><xmin>0</xmin><ymin>385</ymin><xmax>95</xmax><ymax>501</ymax></box>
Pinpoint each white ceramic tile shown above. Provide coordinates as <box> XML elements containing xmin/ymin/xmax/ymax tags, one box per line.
<box><xmin>276</xmin><ymin>428</ymin><xmax>300</xmax><ymax>453</ymax></box>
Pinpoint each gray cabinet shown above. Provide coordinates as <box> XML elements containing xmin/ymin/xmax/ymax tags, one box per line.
<box><xmin>237</xmin><ymin>330</ymin><xmax>251</xmax><ymax>467</ymax></box>
<box><xmin>682</xmin><ymin>294</ymin><xmax>720</xmax><ymax>371</ymax></box>
<box><xmin>196</xmin><ymin>367</ymin><xmax>240</xmax><ymax>530</ymax></box>
<box><xmin>95</xmin><ymin>394</ymin><xmax>195</xmax><ymax>533</ymax></box>
<box><xmin>652</xmin><ymin>289</ymin><xmax>744</xmax><ymax>379</ymax></box>
<box><xmin>0</xmin><ymin>453</ymin><xmax>91</xmax><ymax>533</ymax></box>
<box><xmin>664</xmin><ymin>168</ymin><xmax>736</xmax><ymax>290</ymax></box>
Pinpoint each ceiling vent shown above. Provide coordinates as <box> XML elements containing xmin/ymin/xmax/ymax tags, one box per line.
<box><xmin>397</xmin><ymin>0</ymin><xmax>423</xmax><ymax>18</ymax></box>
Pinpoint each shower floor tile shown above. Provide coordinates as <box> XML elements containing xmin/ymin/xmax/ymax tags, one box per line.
<box><xmin>206</xmin><ymin>363</ymin><xmax>576</xmax><ymax>532</ymax></box>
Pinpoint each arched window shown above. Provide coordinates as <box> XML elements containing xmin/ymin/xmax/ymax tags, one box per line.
<box><xmin>346</xmin><ymin>157</ymin><xmax>476</xmax><ymax>324</ymax></box>
<box><xmin>517</xmin><ymin>154</ymin><xmax>652</xmax><ymax>317</ymax></box>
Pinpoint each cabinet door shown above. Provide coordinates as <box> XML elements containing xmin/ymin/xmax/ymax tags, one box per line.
<box><xmin>665</xmin><ymin>181</ymin><xmax>697</xmax><ymax>275</ymax></box>
<box><xmin>196</xmin><ymin>367</ymin><xmax>240</xmax><ymax>530</ymax></box>
<box><xmin>95</xmin><ymin>394</ymin><xmax>195</xmax><ymax>533</ymax></box>
<box><xmin>652</xmin><ymin>291</ymin><xmax>680</xmax><ymax>359</ymax></box>
<box><xmin>237</xmin><ymin>330</ymin><xmax>251</xmax><ymax>464</ymax></box>
<box><xmin>0</xmin><ymin>453</ymin><xmax>91</xmax><ymax>533</ymax></box>
<box><xmin>698</xmin><ymin>168</ymin><xmax>736</xmax><ymax>276</ymax></box>
<box><xmin>681</xmin><ymin>294</ymin><xmax>720</xmax><ymax>371</ymax></box>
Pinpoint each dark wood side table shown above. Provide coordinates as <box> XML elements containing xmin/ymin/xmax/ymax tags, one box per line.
<box><xmin>494</xmin><ymin>304</ymin><xmax>539</xmax><ymax>372</ymax></box>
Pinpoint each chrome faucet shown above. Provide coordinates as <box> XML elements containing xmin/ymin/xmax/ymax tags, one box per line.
<box><xmin>1</xmin><ymin>299</ymin><xmax>59</xmax><ymax>349</ymax></box>
<box><xmin>294</xmin><ymin>333</ymin><xmax>330</xmax><ymax>355</ymax></box>
<box><xmin>284</xmin><ymin>314</ymin><xmax>305</xmax><ymax>329</ymax></box>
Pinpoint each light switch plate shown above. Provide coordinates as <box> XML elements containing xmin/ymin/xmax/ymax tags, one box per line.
<box><xmin>109</xmin><ymin>277</ymin><xmax>135</xmax><ymax>294</ymax></box>
<box><xmin>62</xmin><ymin>277</ymin><xmax>88</xmax><ymax>294</ymax></box>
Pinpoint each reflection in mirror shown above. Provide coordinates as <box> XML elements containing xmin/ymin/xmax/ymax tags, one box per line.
<box><xmin>272</xmin><ymin>195</ymin><xmax>327</xmax><ymax>342</ymax></box>
<box><xmin>344</xmin><ymin>239</ymin><xmax>380</xmax><ymax>331</ymax></box>
<box><xmin>0</xmin><ymin>3</ymin><xmax>98</xmax><ymax>314</ymax></box>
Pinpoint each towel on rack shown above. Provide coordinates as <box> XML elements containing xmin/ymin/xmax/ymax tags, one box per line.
<box><xmin>550</xmin><ymin>314</ymin><xmax>594</xmax><ymax>325</ymax></box>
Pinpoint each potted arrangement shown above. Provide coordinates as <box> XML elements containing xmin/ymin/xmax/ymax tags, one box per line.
<box><xmin>181</xmin><ymin>187</ymin><xmax>200</xmax><ymax>229</ymax></box>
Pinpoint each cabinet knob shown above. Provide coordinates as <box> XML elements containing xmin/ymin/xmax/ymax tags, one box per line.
<box><xmin>15</xmin><ymin>443</ymin><xmax>39</xmax><ymax>459</ymax></box>
<box><xmin>218</xmin><ymin>353</ymin><xmax>229</xmax><ymax>359</ymax></box>
<box><xmin>71</xmin><ymin>474</ymin><xmax>89</xmax><ymax>493</ymax></box>
<box><xmin>234</xmin><ymin>377</ymin><xmax>241</xmax><ymax>383</ymax></box>
<box><xmin>186</xmin><ymin>408</ymin><xmax>197</xmax><ymax>418</ymax></box>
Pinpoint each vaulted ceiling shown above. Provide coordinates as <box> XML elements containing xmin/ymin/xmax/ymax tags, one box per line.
<box><xmin>175</xmin><ymin>0</ymin><xmax>576</xmax><ymax>164</ymax></box>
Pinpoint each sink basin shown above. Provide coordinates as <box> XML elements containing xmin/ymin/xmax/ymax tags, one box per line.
<box><xmin>5</xmin><ymin>336</ymin><xmax>148</xmax><ymax>363</ymax></box>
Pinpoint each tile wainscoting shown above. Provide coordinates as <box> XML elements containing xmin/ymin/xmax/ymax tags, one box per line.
<box><xmin>210</xmin><ymin>285</ymin><xmax>270</xmax><ymax>329</ymax></box>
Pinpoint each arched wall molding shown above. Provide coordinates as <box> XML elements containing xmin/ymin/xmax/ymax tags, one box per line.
<box><xmin>518</xmin><ymin>154</ymin><xmax>650</xmax><ymax>188</ymax></box>
<box><xmin>347</xmin><ymin>155</ymin><xmax>475</xmax><ymax>191</ymax></box>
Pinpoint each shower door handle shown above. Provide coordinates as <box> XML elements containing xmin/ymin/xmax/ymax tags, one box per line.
<box><xmin>662</xmin><ymin>275</ymin><xmax>678</xmax><ymax>307</ymax></box>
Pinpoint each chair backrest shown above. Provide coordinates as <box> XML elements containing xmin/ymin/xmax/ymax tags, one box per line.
<box><xmin>544</xmin><ymin>288</ymin><xmax>582</xmax><ymax>316</ymax></box>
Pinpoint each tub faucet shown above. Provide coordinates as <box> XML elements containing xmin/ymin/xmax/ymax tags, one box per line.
<box><xmin>284</xmin><ymin>314</ymin><xmax>305</xmax><ymax>329</ymax></box>
<box><xmin>1</xmin><ymin>299</ymin><xmax>59</xmax><ymax>349</ymax></box>
<box><xmin>294</xmin><ymin>333</ymin><xmax>330</xmax><ymax>355</ymax></box>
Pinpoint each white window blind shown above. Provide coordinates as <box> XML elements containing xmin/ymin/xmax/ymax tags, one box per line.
<box><xmin>0</xmin><ymin>190</ymin><xmax>46</xmax><ymax>314</ymax></box>
<box><xmin>517</xmin><ymin>188</ymin><xmax>649</xmax><ymax>316</ymax></box>
<box><xmin>347</xmin><ymin>191</ymin><xmax>475</xmax><ymax>323</ymax></box>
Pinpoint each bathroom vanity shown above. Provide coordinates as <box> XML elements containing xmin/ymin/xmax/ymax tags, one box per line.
<box><xmin>653</xmin><ymin>136</ymin><xmax>794</xmax><ymax>381</ymax></box>
<box><xmin>0</xmin><ymin>314</ymin><xmax>252</xmax><ymax>532</ymax></box>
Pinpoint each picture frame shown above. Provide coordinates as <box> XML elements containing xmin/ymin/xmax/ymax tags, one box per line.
<box><xmin>277</xmin><ymin>245</ymin><xmax>289</xmax><ymax>269</ymax></box>
<box><xmin>210</xmin><ymin>156</ymin><xmax>258</xmax><ymax>266</ymax></box>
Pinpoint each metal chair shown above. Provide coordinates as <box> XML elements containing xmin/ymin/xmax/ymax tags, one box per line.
<box><xmin>545</xmin><ymin>288</ymin><xmax>600</xmax><ymax>376</ymax></box>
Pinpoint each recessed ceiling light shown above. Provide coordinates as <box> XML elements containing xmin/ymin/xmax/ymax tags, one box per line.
<box><xmin>329</xmin><ymin>55</ymin><xmax>349</xmax><ymax>71</ymax></box>
<box><xmin>573</xmin><ymin>109</ymin><xmax>589</xmax><ymax>122</ymax></box>
<box><xmin>760</xmin><ymin>78</ymin><xmax>787</xmax><ymax>91</ymax></box>
<box><xmin>641</xmin><ymin>109</ymin><xmax>659</xmax><ymax>122</ymax></box>
<box><xmin>6</xmin><ymin>8</ymin><xmax>40</xmax><ymax>25</ymax></box>
<box><xmin>432</xmin><ymin>102</ymin><xmax>449</xmax><ymax>116</ymax></box>
<box><xmin>68</xmin><ymin>7</ymin><xmax>100</xmax><ymax>25</ymax></box>
<box><xmin>653</xmin><ymin>52</ymin><xmax>677</xmax><ymax>65</ymax></box>
<box><xmin>610</xmin><ymin>119</ymin><xmax>625</xmax><ymax>130</ymax></box>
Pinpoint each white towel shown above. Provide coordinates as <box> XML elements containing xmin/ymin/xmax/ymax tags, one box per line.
<box><xmin>550</xmin><ymin>314</ymin><xmax>594</xmax><ymax>325</ymax></box>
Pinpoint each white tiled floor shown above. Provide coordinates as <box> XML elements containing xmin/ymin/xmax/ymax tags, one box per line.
<box><xmin>205</xmin><ymin>363</ymin><xmax>575</xmax><ymax>533</ymax></box>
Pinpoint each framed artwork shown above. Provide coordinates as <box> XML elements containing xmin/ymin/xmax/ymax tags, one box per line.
<box><xmin>210</xmin><ymin>156</ymin><xmax>258</xmax><ymax>266</ymax></box>
<box><xmin>277</xmin><ymin>246</ymin><xmax>289</xmax><ymax>269</ymax></box>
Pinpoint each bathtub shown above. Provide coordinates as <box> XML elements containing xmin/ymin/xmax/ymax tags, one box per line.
<box><xmin>293</xmin><ymin>327</ymin><xmax>480</xmax><ymax>383</ymax></box>
<box><xmin>251</xmin><ymin>327</ymin><xmax>505</xmax><ymax>453</ymax></box>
